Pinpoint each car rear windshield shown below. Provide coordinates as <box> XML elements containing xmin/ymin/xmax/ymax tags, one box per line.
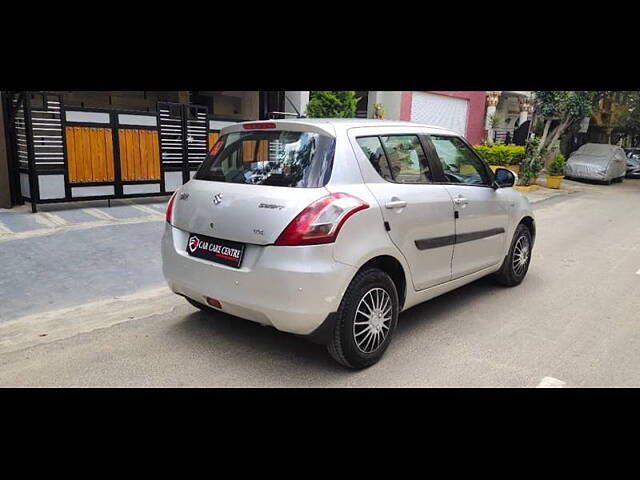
<box><xmin>195</xmin><ymin>130</ymin><xmax>335</xmax><ymax>188</ymax></box>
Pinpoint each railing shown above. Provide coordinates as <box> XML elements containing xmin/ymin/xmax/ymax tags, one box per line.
<box><xmin>493</xmin><ymin>128</ymin><xmax>515</xmax><ymax>144</ymax></box>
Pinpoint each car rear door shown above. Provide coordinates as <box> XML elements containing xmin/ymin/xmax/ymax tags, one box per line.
<box><xmin>425</xmin><ymin>134</ymin><xmax>509</xmax><ymax>279</ymax></box>
<box><xmin>348</xmin><ymin>127</ymin><xmax>456</xmax><ymax>291</ymax></box>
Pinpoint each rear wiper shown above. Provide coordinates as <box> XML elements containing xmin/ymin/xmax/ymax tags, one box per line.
<box><xmin>200</xmin><ymin>171</ymin><xmax>227</xmax><ymax>182</ymax></box>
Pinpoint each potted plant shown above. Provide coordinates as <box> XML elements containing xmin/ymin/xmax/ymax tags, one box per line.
<box><xmin>546</xmin><ymin>153</ymin><xmax>566</xmax><ymax>189</ymax></box>
<box><xmin>373</xmin><ymin>104</ymin><xmax>385</xmax><ymax>119</ymax></box>
<box><xmin>516</xmin><ymin>137</ymin><xmax>543</xmax><ymax>191</ymax></box>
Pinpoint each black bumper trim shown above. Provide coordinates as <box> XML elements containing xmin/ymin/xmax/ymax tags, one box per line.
<box><xmin>302</xmin><ymin>312</ymin><xmax>338</xmax><ymax>345</ymax></box>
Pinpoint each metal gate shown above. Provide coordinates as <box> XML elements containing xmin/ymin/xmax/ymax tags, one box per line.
<box><xmin>6</xmin><ymin>92</ymin><xmax>213</xmax><ymax>212</ymax></box>
<box><xmin>158</xmin><ymin>102</ymin><xmax>209</xmax><ymax>186</ymax></box>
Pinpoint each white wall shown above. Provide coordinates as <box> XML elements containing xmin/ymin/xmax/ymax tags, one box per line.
<box><xmin>285</xmin><ymin>91</ymin><xmax>309</xmax><ymax>117</ymax></box>
<box><xmin>367</xmin><ymin>91</ymin><xmax>402</xmax><ymax>120</ymax></box>
<box><xmin>496</xmin><ymin>95</ymin><xmax>522</xmax><ymax>129</ymax></box>
<box><xmin>203</xmin><ymin>91</ymin><xmax>259</xmax><ymax>120</ymax></box>
<box><xmin>241</xmin><ymin>91</ymin><xmax>260</xmax><ymax>120</ymax></box>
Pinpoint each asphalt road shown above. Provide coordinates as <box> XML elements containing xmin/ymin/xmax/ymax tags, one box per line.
<box><xmin>1</xmin><ymin>181</ymin><xmax>640</xmax><ymax>387</ymax></box>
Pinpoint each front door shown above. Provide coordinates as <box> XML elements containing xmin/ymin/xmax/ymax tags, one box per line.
<box><xmin>350</xmin><ymin>129</ymin><xmax>456</xmax><ymax>291</ymax></box>
<box><xmin>426</xmin><ymin>134</ymin><xmax>509</xmax><ymax>279</ymax></box>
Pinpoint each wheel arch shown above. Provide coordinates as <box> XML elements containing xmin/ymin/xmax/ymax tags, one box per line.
<box><xmin>519</xmin><ymin>216</ymin><xmax>536</xmax><ymax>245</ymax></box>
<box><xmin>356</xmin><ymin>254</ymin><xmax>408</xmax><ymax>310</ymax></box>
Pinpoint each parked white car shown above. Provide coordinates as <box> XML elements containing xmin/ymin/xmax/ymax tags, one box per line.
<box><xmin>162</xmin><ymin>119</ymin><xmax>535</xmax><ymax>369</ymax></box>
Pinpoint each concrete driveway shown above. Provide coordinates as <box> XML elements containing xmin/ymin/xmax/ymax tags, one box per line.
<box><xmin>0</xmin><ymin>180</ymin><xmax>639</xmax><ymax>387</ymax></box>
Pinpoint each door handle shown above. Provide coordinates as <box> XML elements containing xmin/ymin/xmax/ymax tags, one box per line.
<box><xmin>385</xmin><ymin>199</ymin><xmax>408</xmax><ymax>209</ymax></box>
<box><xmin>453</xmin><ymin>195</ymin><xmax>469</xmax><ymax>208</ymax></box>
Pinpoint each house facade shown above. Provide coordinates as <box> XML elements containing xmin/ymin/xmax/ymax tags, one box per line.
<box><xmin>484</xmin><ymin>91</ymin><xmax>535</xmax><ymax>144</ymax></box>
<box><xmin>0</xmin><ymin>90</ymin><xmax>535</xmax><ymax>209</ymax></box>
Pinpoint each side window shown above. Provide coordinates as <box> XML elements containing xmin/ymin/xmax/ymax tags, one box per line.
<box><xmin>356</xmin><ymin>135</ymin><xmax>432</xmax><ymax>184</ymax></box>
<box><xmin>380</xmin><ymin>135</ymin><xmax>432</xmax><ymax>184</ymax></box>
<box><xmin>356</xmin><ymin>137</ymin><xmax>393</xmax><ymax>182</ymax></box>
<box><xmin>429</xmin><ymin>135</ymin><xmax>490</xmax><ymax>186</ymax></box>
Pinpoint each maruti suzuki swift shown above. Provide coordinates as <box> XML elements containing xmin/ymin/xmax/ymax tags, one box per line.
<box><xmin>162</xmin><ymin>119</ymin><xmax>535</xmax><ymax>369</ymax></box>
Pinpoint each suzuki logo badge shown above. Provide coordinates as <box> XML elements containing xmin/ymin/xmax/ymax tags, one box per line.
<box><xmin>213</xmin><ymin>193</ymin><xmax>223</xmax><ymax>205</ymax></box>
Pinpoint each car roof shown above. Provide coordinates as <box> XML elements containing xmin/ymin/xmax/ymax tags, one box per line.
<box><xmin>223</xmin><ymin>118</ymin><xmax>461</xmax><ymax>137</ymax></box>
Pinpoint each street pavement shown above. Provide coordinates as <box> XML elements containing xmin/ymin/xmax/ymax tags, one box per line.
<box><xmin>0</xmin><ymin>198</ymin><xmax>167</xmax><ymax>321</ymax></box>
<box><xmin>1</xmin><ymin>180</ymin><xmax>639</xmax><ymax>387</ymax></box>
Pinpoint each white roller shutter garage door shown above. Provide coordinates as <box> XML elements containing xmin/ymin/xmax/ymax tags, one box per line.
<box><xmin>410</xmin><ymin>92</ymin><xmax>469</xmax><ymax>136</ymax></box>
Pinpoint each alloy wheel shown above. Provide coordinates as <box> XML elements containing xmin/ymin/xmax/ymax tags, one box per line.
<box><xmin>512</xmin><ymin>235</ymin><xmax>530</xmax><ymax>277</ymax></box>
<box><xmin>353</xmin><ymin>288</ymin><xmax>392</xmax><ymax>354</ymax></box>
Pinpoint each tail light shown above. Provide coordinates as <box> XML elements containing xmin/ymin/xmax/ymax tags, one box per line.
<box><xmin>166</xmin><ymin>191</ymin><xmax>178</xmax><ymax>224</ymax></box>
<box><xmin>274</xmin><ymin>193</ymin><xmax>369</xmax><ymax>246</ymax></box>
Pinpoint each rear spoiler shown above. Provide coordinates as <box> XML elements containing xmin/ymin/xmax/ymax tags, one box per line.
<box><xmin>222</xmin><ymin>121</ymin><xmax>336</xmax><ymax>138</ymax></box>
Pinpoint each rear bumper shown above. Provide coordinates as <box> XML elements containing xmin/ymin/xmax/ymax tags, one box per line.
<box><xmin>161</xmin><ymin>224</ymin><xmax>356</xmax><ymax>336</ymax></box>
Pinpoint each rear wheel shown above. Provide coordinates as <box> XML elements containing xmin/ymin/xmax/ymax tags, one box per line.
<box><xmin>492</xmin><ymin>224</ymin><xmax>533</xmax><ymax>287</ymax></box>
<box><xmin>327</xmin><ymin>268</ymin><xmax>399</xmax><ymax>369</ymax></box>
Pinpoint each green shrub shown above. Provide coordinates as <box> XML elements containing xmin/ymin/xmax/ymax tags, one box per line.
<box><xmin>474</xmin><ymin>144</ymin><xmax>525</xmax><ymax>166</ymax></box>
<box><xmin>548</xmin><ymin>153</ymin><xmax>566</xmax><ymax>176</ymax></box>
<box><xmin>306</xmin><ymin>91</ymin><xmax>360</xmax><ymax>118</ymax></box>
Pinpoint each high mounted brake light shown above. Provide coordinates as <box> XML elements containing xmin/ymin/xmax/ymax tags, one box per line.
<box><xmin>274</xmin><ymin>193</ymin><xmax>369</xmax><ymax>246</ymax></box>
<box><xmin>243</xmin><ymin>122</ymin><xmax>277</xmax><ymax>130</ymax></box>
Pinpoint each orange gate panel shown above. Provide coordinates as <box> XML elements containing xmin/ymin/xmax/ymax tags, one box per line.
<box><xmin>208</xmin><ymin>132</ymin><xmax>220</xmax><ymax>150</ymax></box>
<box><xmin>118</xmin><ymin>129</ymin><xmax>161</xmax><ymax>181</ymax></box>
<box><xmin>65</xmin><ymin>127</ymin><xmax>115</xmax><ymax>183</ymax></box>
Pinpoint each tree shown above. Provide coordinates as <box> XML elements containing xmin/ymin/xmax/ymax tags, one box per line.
<box><xmin>306</xmin><ymin>91</ymin><xmax>360</xmax><ymax>118</ymax></box>
<box><xmin>600</xmin><ymin>91</ymin><xmax>640</xmax><ymax>146</ymax></box>
<box><xmin>619</xmin><ymin>96</ymin><xmax>640</xmax><ymax>145</ymax></box>
<box><xmin>534</xmin><ymin>91</ymin><xmax>596</xmax><ymax>153</ymax></box>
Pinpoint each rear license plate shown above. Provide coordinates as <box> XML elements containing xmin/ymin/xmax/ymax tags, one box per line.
<box><xmin>186</xmin><ymin>233</ymin><xmax>245</xmax><ymax>269</ymax></box>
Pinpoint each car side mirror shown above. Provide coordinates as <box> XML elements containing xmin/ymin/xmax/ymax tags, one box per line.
<box><xmin>492</xmin><ymin>167</ymin><xmax>516</xmax><ymax>189</ymax></box>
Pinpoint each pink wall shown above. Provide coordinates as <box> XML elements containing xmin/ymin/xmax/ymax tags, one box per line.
<box><xmin>400</xmin><ymin>91</ymin><xmax>487</xmax><ymax>145</ymax></box>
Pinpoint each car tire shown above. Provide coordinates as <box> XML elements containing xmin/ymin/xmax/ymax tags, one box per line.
<box><xmin>327</xmin><ymin>268</ymin><xmax>399</xmax><ymax>369</ymax></box>
<box><xmin>185</xmin><ymin>297</ymin><xmax>218</xmax><ymax>313</ymax></box>
<box><xmin>492</xmin><ymin>224</ymin><xmax>533</xmax><ymax>287</ymax></box>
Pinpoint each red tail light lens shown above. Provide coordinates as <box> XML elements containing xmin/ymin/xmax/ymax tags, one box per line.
<box><xmin>166</xmin><ymin>192</ymin><xmax>178</xmax><ymax>224</ymax></box>
<box><xmin>274</xmin><ymin>193</ymin><xmax>369</xmax><ymax>246</ymax></box>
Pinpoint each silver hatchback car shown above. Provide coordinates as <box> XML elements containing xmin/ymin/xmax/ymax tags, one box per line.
<box><xmin>162</xmin><ymin>119</ymin><xmax>535</xmax><ymax>369</ymax></box>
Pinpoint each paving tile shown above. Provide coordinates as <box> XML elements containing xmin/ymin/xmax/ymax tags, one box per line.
<box><xmin>0</xmin><ymin>213</ymin><xmax>48</xmax><ymax>233</ymax></box>
<box><xmin>95</xmin><ymin>205</ymin><xmax>149</xmax><ymax>220</ymax></box>
<box><xmin>145</xmin><ymin>202</ymin><xmax>169</xmax><ymax>213</ymax></box>
<box><xmin>51</xmin><ymin>209</ymin><xmax>101</xmax><ymax>225</ymax></box>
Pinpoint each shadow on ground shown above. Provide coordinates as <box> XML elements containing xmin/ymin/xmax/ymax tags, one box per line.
<box><xmin>166</xmin><ymin>275</ymin><xmax>505</xmax><ymax>380</ymax></box>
